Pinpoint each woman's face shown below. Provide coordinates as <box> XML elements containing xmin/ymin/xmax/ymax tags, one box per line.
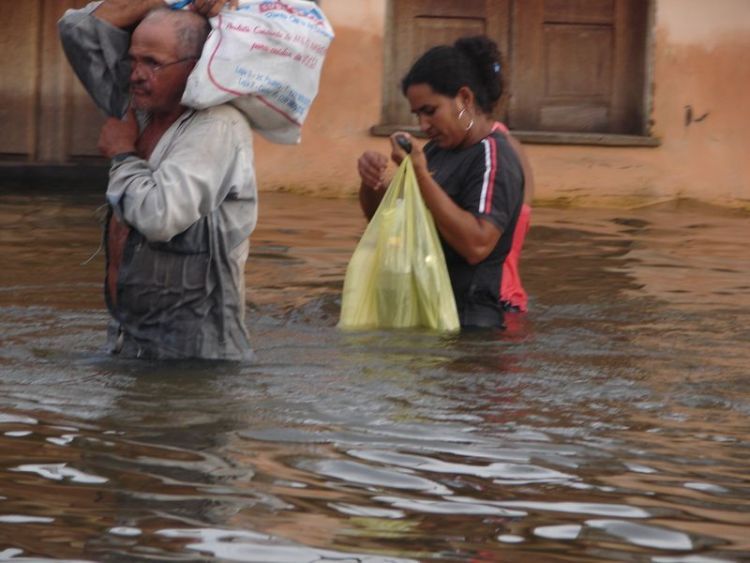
<box><xmin>405</xmin><ymin>83</ymin><xmax>468</xmax><ymax>150</ymax></box>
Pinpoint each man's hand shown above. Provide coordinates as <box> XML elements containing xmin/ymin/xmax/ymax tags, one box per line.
<box><xmin>98</xmin><ymin>108</ymin><xmax>139</xmax><ymax>159</ymax></box>
<box><xmin>190</xmin><ymin>0</ymin><xmax>239</xmax><ymax>17</ymax></box>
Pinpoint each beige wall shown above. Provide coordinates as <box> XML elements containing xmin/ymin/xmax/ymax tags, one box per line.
<box><xmin>254</xmin><ymin>0</ymin><xmax>750</xmax><ymax>208</ymax></box>
<box><xmin>525</xmin><ymin>0</ymin><xmax>750</xmax><ymax>208</ymax></box>
<box><xmin>1</xmin><ymin>0</ymin><xmax>747</xmax><ymax>208</ymax></box>
<box><xmin>252</xmin><ymin>0</ymin><xmax>390</xmax><ymax>197</ymax></box>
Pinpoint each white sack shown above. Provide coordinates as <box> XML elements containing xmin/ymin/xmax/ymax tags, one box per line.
<box><xmin>182</xmin><ymin>0</ymin><xmax>334</xmax><ymax>144</ymax></box>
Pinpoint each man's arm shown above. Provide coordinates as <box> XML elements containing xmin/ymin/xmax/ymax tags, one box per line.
<box><xmin>58</xmin><ymin>1</ymin><xmax>140</xmax><ymax>117</ymax></box>
<box><xmin>106</xmin><ymin>109</ymin><xmax>254</xmax><ymax>242</ymax></box>
<box><xmin>59</xmin><ymin>1</ymin><xmax>240</xmax><ymax>117</ymax></box>
<box><xmin>93</xmin><ymin>0</ymin><xmax>163</xmax><ymax>28</ymax></box>
<box><xmin>93</xmin><ymin>0</ymin><xmax>239</xmax><ymax>27</ymax></box>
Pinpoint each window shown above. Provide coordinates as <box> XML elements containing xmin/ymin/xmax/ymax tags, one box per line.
<box><xmin>377</xmin><ymin>0</ymin><xmax>652</xmax><ymax>142</ymax></box>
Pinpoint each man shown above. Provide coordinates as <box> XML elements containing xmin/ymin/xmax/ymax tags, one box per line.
<box><xmin>59</xmin><ymin>0</ymin><xmax>256</xmax><ymax>360</ymax></box>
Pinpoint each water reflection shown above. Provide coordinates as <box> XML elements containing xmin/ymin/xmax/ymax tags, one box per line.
<box><xmin>0</xmin><ymin>189</ymin><xmax>748</xmax><ymax>561</ymax></box>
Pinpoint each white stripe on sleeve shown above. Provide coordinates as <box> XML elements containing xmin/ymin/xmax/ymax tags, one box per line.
<box><xmin>478</xmin><ymin>139</ymin><xmax>492</xmax><ymax>213</ymax></box>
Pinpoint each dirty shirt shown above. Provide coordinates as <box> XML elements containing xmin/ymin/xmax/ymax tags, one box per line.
<box><xmin>424</xmin><ymin>131</ymin><xmax>524</xmax><ymax>328</ymax></box>
<box><xmin>59</xmin><ymin>3</ymin><xmax>257</xmax><ymax>360</ymax></box>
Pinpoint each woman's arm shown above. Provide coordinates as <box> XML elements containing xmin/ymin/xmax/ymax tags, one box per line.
<box><xmin>392</xmin><ymin>133</ymin><xmax>502</xmax><ymax>265</ymax></box>
<box><xmin>413</xmin><ymin>162</ymin><xmax>501</xmax><ymax>265</ymax></box>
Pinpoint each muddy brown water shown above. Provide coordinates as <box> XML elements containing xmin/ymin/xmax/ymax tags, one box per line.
<box><xmin>0</xmin><ymin>188</ymin><xmax>748</xmax><ymax>562</ymax></box>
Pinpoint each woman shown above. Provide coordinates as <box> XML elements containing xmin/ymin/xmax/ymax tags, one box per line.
<box><xmin>358</xmin><ymin>36</ymin><xmax>529</xmax><ymax>328</ymax></box>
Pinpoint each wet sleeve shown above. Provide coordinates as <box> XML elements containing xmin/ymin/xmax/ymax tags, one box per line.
<box><xmin>106</xmin><ymin>111</ymin><xmax>252</xmax><ymax>243</ymax></box>
<box><xmin>457</xmin><ymin>136</ymin><xmax>523</xmax><ymax>233</ymax></box>
<box><xmin>58</xmin><ymin>2</ymin><xmax>131</xmax><ymax>118</ymax></box>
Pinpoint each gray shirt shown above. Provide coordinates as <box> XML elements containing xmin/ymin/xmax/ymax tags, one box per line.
<box><xmin>59</xmin><ymin>3</ymin><xmax>257</xmax><ymax>360</ymax></box>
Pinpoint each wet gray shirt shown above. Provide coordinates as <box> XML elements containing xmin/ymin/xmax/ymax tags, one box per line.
<box><xmin>59</xmin><ymin>3</ymin><xmax>257</xmax><ymax>360</ymax></box>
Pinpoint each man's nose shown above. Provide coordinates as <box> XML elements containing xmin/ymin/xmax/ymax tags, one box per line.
<box><xmin>129</xmin><ymin>61</ymin><xmax>147</xmax><ymax>81</ymax></box>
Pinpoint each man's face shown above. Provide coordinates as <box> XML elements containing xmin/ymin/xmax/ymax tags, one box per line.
<box><xmin>128</xmin><ymin>19</ymin><xmax>195</xmax><ymax>114</ymax></box>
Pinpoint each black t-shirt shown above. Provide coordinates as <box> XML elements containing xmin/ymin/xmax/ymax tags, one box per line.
<box><xmin>424</xmin><ymin>130</ymin><xmax>524</xmax><ymax>328</ymax></box>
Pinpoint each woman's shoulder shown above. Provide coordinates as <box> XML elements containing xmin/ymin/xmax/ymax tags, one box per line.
<box><xmin>486</xmin><ymin>129</ymin><xmax>522</xmax><ymax>166</ymax></box>
<box><xmin>465</xmin><ymin>130</ymin><xmax>516</xmax><ymax>167</ymax></box>
<box><xmin>426</xmin><ymin>130</ymin><xmax>516</xmax><ymax>166</ymax></box>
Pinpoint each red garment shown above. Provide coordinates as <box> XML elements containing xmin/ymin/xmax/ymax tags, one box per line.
<box><xmin>492</xmin><ymin>121</ymin><xmax>509</xmax><ymax>135</ymax></box>
<box><xmin>492</xmin><ymin>122</ymin><xmax>530</xmax><ymax>312</ymax></box>
<box><xmin>501</xmin><ymin>203</ymin><xmax>531</xmax><ymax>311</ymax></box>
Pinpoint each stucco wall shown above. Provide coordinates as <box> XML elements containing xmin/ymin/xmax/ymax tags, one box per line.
<box><xmin>254</xmin><ymin>0</ymin><xmax>750</xmax><ymax>208</ymax></box>
<box><xmin>2</xmin><ymin>1</ymin><xmax>745</xmax><ymax>207</ymax></box>
<box><xmin>528</xmin><ymin>0</ymin><xmax>750</xmax><ymax>208</ymax></box>
<box><xmin>252</xmin><ymin>0</ymin><xmax>390</xmax><ymax>197</ymax></box>
<box><xmin>649</xmin><ymin>0</ymin><xmax>750</xmax><ymax>205</ymax></box>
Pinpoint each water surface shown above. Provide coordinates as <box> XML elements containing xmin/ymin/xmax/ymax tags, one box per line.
<box><xmin>0</xmin><ymin>189</ymin><xmax>748</xmax><ymax>562</ymax></box>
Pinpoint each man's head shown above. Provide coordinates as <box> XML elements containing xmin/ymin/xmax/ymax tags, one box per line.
<box><xmin>128</xmin><ymin>9</ymin><xmax>210</xmax><ymax>114</ymax></box>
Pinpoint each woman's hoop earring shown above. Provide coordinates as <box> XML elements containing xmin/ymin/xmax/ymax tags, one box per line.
<box><xmin>457</xmin><ymin>107</ymin><xmax>475</xmax><ymax>131</ymax></box>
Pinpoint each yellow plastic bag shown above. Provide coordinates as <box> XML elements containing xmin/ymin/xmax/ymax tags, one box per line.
<box><xmin>339</xmin><ymin>157</ymin><xmax>459</xmax><ymax>331</ymax></box>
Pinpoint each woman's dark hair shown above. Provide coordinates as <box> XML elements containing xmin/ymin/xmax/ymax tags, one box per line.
<box><xmin>401</xmin><ymin>35</ymin><xmax>503</xmax><ymax>114</ymax></box>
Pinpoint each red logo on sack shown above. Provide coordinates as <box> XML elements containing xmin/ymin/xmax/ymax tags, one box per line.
<box><xmin>258</xmin><ymin>1</ymin><xmax>325</xmax><ymax>27</ymax></box>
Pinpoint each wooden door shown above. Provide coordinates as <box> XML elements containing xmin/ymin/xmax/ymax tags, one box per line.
<box><xmin>383</xmin><ymin>0</ymin><xmax>511</xmax><ymax>125</ymax></box>
<box><xmin>0</xmin><ymin>0</ymin><xmax>104</xmax><ymax>164</ymax></box>
<box><xmin>509</xmin><ymin>0</ymin><xmax>648</xmax><ymax>133</ymax></box>
<box><xmin>0</xmin><ymin>1</ymin><xmax>42</xmax><ymax>160</ymax></box>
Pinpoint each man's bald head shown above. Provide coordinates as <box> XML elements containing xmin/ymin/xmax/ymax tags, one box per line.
<box><xmin>139</xmin><ymin>8</ymin><xmax>211</xmax><ymax>59</ymax></box>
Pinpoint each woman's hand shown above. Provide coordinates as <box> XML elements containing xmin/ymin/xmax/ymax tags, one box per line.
<box><xmin>389</xmin><ymin>132</ymin><xmax>427</xmax><ymax>172</ymax></box>
<box><xmin>358</xmin><ymin>151</ymin><xmax>388</xmax><ymax>192</ymax></box>
<box><xmin>358</xmin><ymin>150</ymin><xmax>389</xmax><ymax>220</ymax></box>
<box><xmin>190</xmin><ymin>0</ymin><xmax>238</xmax><ymax>17</ymax></box>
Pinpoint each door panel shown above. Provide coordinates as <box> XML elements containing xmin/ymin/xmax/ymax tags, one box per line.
<box><xmin>544</xmin><ymin>25</ymin><xmax>613</xmax><ymax>98</ymax></box>
<box><xmin>383</xmin><ymin>0</ymin><xmax>511</xmax><ymax>125</ymax></box>
<box><xmin>510</xmin><ymin>0</ymin><xmax>647</xmax><ymax>133</ymax></box>
<box><xmin>540</xmin><ymin>104</ymin><xmax>609</xmax><ymax>131</ymax></box>
<box><xmin>413</xmin><ymin>17</ymin><xmax>486</xmax><ymax>63</ymax></box>
<box><xmin>544</xmin><ymin>0</ymin><xmax>615</xmax><ymax>24</ymax></box>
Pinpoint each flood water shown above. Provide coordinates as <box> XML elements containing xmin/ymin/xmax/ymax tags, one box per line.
<box><xmin>0</xmin><ymin>188</ymin><xmax>748</xmax><ymax>562</ymax></box>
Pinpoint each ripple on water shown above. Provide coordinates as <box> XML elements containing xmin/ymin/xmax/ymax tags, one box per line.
<box><xmin>586</xmin><ymin>519</ymin><xmax>694</xmax><ymax>551</ymax></box>
<box><xmin>9</xmin><ymin>463</ymin><xmax>108</xmax><ymax>484</ymax></box>
<box><xmin>0</xmin><ymin>193</ymin><xmax>749</xmax><ymax>561</ymax></box>
<box><xmin>309</xmin><ymin>459</ymin><xmax>452</xmax><ymax>495</ymax></box>
<box><xmin>348</xmin><ymin>448</ymin><xmax>575</xmax><ymax>484</ymax></box>
<box><xmin>155</xmin><ymin>527</ymin><xmax>418</xmax><ymax>562</ymax></box>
